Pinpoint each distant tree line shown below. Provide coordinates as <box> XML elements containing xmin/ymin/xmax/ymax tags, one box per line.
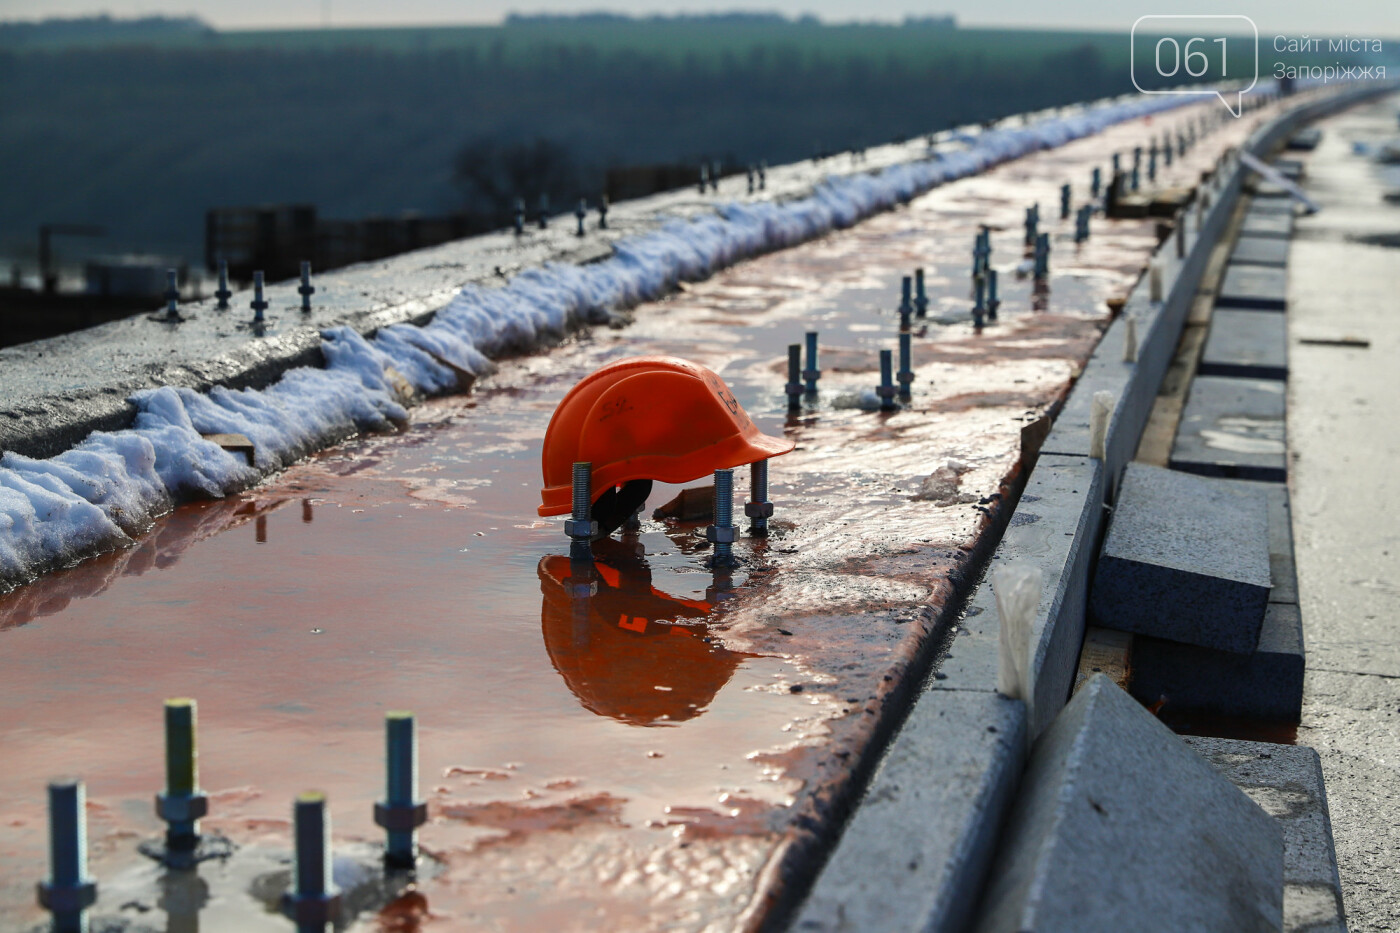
<box><xmin>0</xmin><ymin>14</ymin><xmax>212</xmax><ymax>47</ymax></box>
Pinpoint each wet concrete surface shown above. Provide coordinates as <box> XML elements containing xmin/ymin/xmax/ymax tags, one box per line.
<box><xmin>1289</xmin><ymin>92</ymin><xmax>1400</xmax><ymax>933</ymax></box>
<box><xmin>0</xmin><ymin>98</ymin><xmax>1261</xmax><ymax>931</ymax></box>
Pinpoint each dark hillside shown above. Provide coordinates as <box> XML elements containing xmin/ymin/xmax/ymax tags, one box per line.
<box><xmin>0</xmin><ymin>15</ymin><xmax>1211</xmax><ymax>265</ymax></box>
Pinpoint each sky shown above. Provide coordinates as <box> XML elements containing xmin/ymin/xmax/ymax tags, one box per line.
<box><xmin>0</xmin><ymin>0</ymin><xmax>1395</xmax><ymax>35</ymax></box>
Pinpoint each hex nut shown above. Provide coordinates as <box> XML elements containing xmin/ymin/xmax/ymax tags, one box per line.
<box><xmin>37</xmin><ymin>880</ymin><xmax>97</xmax><ymax>913</ymax></box>
<box><xmin>744</xmin><ymin>501</ymin><xmax>774</xmax><ymax>519</ymax></box>
<box><xmin>705</xmin><ymin>525</ymin><xmax>736</xmax><ymax>544</ymax></box>
<box><xmin>283</xmin><ymin>891</ymin><xmax>343</xmax><ymax>925</ymax></box>
<box><xmin>563</xmin><ymin>519</ymin><xmax>598</xmax><ymax>539</ymax></box>
<box><xmin>374</xmin><ymin>801</ymin><xmax>428</xmax><ymax>832</ymax></box>
<box><xmin>156</xmin><ymin>792</ymin><xmax>209</xmax><ymax>823</ymax></box>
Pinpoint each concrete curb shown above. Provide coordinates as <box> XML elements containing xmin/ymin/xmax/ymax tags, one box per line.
<box><xmin>973</xmin><ymin>675</ymin><xmax>1284</xmax><ymax>933</ymax></box>
<box><xmin>1090</xmin><ymin>462</ymin><xmax>1271</xmax><ymax>654</ymax></box>
<box><xmin>1183</xmin><ymin>737</ymin><xmax>1347</xmax><ymax>932</ymax></box>
<box><xmin>788</xmin><ymin>82</ymin><xmax>1392</xmax><ymax>932</ymax></box>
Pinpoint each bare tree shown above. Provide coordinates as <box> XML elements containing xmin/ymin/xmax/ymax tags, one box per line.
<box><xmin>452</xmin><ymin>138</ymin><xmax>580</xmax><ymax>219</ymax></box>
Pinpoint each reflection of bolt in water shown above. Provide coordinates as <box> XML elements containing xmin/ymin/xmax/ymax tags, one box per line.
<box><xmin>159</xmin><ymin>871</ymin><xmax>209</xmax><ymax>933</ymax></box>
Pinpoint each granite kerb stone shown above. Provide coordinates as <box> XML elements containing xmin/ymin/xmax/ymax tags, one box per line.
<box><xmin>972</xmin><ymin>674</ymin><xmax>1284</xmax><ymax>933</ymax></box>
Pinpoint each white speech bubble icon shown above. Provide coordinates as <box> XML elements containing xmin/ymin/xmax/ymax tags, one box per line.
<box><xmin>1131</xmin><ymin>15</ymin><xmax>1259</xmax><ymax>118</ymax></box>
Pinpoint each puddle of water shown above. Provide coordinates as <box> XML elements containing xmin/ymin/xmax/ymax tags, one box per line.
<box><xmin>0</xmin><ymin>99</ymin><xmax>1268</xmax><ymax>931</ymax></box>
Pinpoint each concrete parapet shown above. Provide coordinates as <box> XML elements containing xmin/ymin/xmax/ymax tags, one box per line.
<box><xmin>930</xmin><ymin>455</ymin><xmax>1104</xmax><ymax>739</ymax></box>
<box><xmin>792</xmin><ymin>691</ymin><xmax>1027</xmax><ymax>933</ymax></box>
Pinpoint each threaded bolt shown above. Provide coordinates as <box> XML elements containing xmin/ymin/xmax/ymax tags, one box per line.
<box><xmin>38</xmin><ymin>780</ymin><xmax>98</xmax><ymax>933</ymax></box>
<box><xmin>758</xmin><ymin>161</ymin><xmax>767</xmax><ymax>190</ymax></box>
<box><xmin>914</xmin><ymin>267</ymin><xmax>929</xmax><ymax>318</ymax></box>
<box><xmin>375</xmin><ymin>712</ymin><xmax>427</xmax><ymax>870</ymax></box>
<box><xmin>877</xmin><ymin>349</ymin><xmax>897</xmax><ymax>410</ymax></box>
<box><xmin>897</xmin><ymin>332</ymin><xmax>914</xmax><ymax>400</ymax></box>
<box><xmin>1090</xmin><ymin>166</ymin><xmax>1101</xmax><ymax>199</ymax></box>
<box><xmin>166</xmin><ymin>701</ymin><xmax>195</xmax><ymax>797</ymax></box>
<box><xmin>283</xmin><ymin>792</ymin><xmax>340</xmax><ymax>933</ymax></box>
<box><xmin>898</xmin><ymin>276</ymin><xmax>913</xmax><ymax>330</ymax></box>
<box><xmin>745</xmin><ymin>459</ymin><xmax>772</xmax><ymax>536</ymax></box>
<box><xmin>698</xmin><ymin>164</ymin><xmax>709</xmax><ymax>194</ymax></box>
<box><xmin>164</xmin><ymin>269</ymin><xmax>180</xmax><ymax>321</ymax></box>
<box><xmin>802</xmin><ymin>332</ymin><xmax>820</xmax><ymax>393</ymax></box>
<box><xmin>214</xmin><ymin>259</ymin><xmax>231</xmax><ymax>310</ymax></box>
<box><xmin>710</xmin><ymin>161</ymin><xmax>720</xmax><ymax>193</ymax></box>
<box><xmin>537</xmin><ymin>194</ymin><xmax>549</xmax><ymax>230</ymax></box>
<box><xmin>706</xmin><ymin>469</ymin><xmax>737</xmax><ymax>567</ymax></box>
<box><xmin>298</xmin><ymin>261</ymin><xmax>314</xmax><ymax>312</ymax></box>
<box><xmin>1148</xmin><ymin>146</ymin><xmax>1157</xmax><ymax>183</ymax></box>
<box><xmin>565</xmin><ymin>462</ymin><xmax>596</xmax><ymax>560</ymax></box>
<box><xmin>571</xmin><ymin>463</ymin><xmax>589</xmax><ymax>524</ymax></box>
<box><xmin>575</xmin><ymin>199</ymin><xmax>587</xmax><ymax>237</ymax></box>
<box><xmin>1060</xmin><ymin>183</ymin><xmax>1071</xmax><ymax>220</ymax></box>
<box><xmin>973</xmin><ymin>229</ymin><xmax>992</xmax><ymax>279</ymax></box>
<box><xmin>746</xmin><ymin>166</ymin><xmax>755</xmax><ymax>194</ymax></box>
<box><xmin>514</xmin><ymin>198</ymin><xmax>525</xmax><ymax>237</ymax></box>
<box><xmin>1112</xmin><ymin>152</ymin><xmax>1120</xmax><ymax>176</ymax></box>
<box><xmin>1035</xmin><ymin>232</ymin><xmax>1050</xmax><ymax>281</ymax></box>
<box><xmin>251</xmin><ymin>271</ymin><xmax>268</xmax><ymax>325</ymax></box>
<box><xmin>598</xmin><ymin>194</ymin><xmax>609</xmax><ymax>230</ymax></box>
<box><xmin>156</xmin><ymin>698</ymin><xmax>208</xmax><ymax>853</ymax></box>
<box><xmin>987</xmin><ymin>268</ymin><xmax>1001</xmax><ymax>321</ymax></box>
<box><xmin>1024</xmin><ymin>207</ymin><xmax>1037</xmax><ymax>249</ymax></box>
<box><xmin>785</xmin><ymin>344</ymin><xmax>802</xmax><ymax>411</ymax></box>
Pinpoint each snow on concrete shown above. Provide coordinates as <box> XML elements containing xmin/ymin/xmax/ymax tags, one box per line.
<box><xmin>0</xmin><ymin>91</ymin><xmax>1194</xmax><ymax>593</ymax></box>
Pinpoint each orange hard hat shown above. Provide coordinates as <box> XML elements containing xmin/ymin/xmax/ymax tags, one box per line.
<box><xmin>538</xmin><ymin>356</ymin><xmax>793</xmax><ymax>517</ymax></box>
